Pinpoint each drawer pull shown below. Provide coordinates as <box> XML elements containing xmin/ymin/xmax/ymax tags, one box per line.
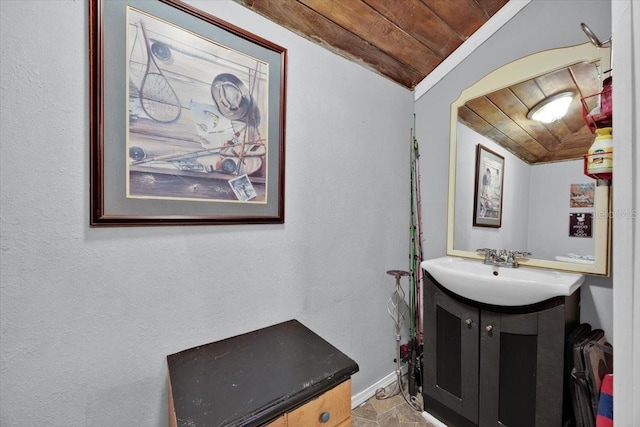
<box><xmin>319</xmin><ymin>411</ymin><xmax>331</xmax><ymax>423</ymax></box>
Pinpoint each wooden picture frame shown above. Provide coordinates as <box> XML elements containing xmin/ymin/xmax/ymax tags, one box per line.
<box><xmin>89</xmin><ymin>0</ymin><xmax>286</xmax><ymax>226</ymax></box>
<box><xmin>473</xmin><ymin>144</ymin><xmax>504</xmax><ymax>228</ymax></box>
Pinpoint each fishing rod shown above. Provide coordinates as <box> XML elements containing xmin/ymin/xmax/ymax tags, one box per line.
<box><xmin>408</xmin><ymin>116</ymin><xmax>424</xmax><ymax>398</ymax></box>
<box><xmin>130</xmin><ymin>137</ymin><xmax>267</xmax><ymax>165</ymax></box>
<box><xmin>413</xmin><ymin>118</ymin><xmax>424</xmax><ymax>349</ymax></box>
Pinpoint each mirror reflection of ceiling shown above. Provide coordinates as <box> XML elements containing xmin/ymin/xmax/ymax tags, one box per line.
<box><xmin>458</xmin><ymin>61</ymin><xmax>607</xmax><ymax>164</ymax></box>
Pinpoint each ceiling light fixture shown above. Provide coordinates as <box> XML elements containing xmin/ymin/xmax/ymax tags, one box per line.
<box><xmin>527</xmin><ymin>92</ymin><xmax>575</xmax><ymax>123</ymax></box>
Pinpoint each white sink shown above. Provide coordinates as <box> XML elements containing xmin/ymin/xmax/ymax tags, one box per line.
<box><xmin>421</xmin><ymin>256</ymin><xmax>585</xmax><ymax>306</ymax></box>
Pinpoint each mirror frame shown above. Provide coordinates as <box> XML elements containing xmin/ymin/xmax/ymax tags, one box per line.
<box><xmin>447</xmin><ymin>42</ymin><xmax>611</xmax><ymax>275</ymax></box>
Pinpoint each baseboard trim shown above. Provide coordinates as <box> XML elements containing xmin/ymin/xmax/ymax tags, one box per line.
<box><xmin>351</xmin><ymin>371</ymin><xmax>449</xmax><ymax>427</ymax></box>
<box><xmin>350</xmin><ymin>371</ymin><xmax>398</xmax><ymax>408</ymax></box>
<box><xmin>422</xmin><ymin>411</ymin><xmax>449</xmax><ymax>427</ymax></box>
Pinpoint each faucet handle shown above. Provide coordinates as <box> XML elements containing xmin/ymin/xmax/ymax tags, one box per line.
<box><xmin>477</xmin><ymin>248</ymin><xmax>496</xmax><ymax>263</ymax></box>
<box><xmin>512</xmin><ymin>251</ymin><xmax>532</xmax><ymax>258</ymax></box>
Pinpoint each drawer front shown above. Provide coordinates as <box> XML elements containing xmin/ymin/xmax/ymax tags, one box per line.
<box><xmin>287</xmin><ymin>380</ymin><xmax>351</xmax><ymax>426</ymax></box>
<box><xmin>264</xmin><ymin>414</ymin><xmax>286</xmax><ymax>427</ymax></box>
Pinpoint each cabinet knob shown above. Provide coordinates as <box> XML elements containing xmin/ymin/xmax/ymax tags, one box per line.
<box><xmin>485</xmin><ymin>325</ymin><xmax>494</xmax><ymax>332</ymax></box>
<box><xmin>319</xmin><ymin>411</ymin><xmax>331</xmax><ymax>423</ymax></box>
<box><xmin>465</xmin><ymin>318</ymin><xmax>473</xmax><ymax>327</ymax></box>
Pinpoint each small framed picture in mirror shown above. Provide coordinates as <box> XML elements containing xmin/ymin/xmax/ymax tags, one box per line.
<box><xmin>473</xmin><ymin>144</ymin><xmax>504</xmax><ymax>228</ymax></box>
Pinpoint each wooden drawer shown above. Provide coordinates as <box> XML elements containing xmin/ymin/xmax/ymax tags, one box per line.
<box><xmin>265</xmin><ymin>416</ymin><xmax>350</xmax><ymax>427</ymax></box>
<box><xmin>286</xmin><ymin>380</ymin><xmax>351</xmax><ymax>426</ymax></box>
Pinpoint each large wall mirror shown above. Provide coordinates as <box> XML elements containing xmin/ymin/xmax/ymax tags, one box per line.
<box><xmin>447</xmin><ymin>42</ymin><xmax>611</xmax><ymax>275</ymax></box>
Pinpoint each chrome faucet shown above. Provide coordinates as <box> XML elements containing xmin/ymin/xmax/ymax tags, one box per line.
<box><xmin>477</xmin><ymin>248</ymin><xmax>532</xmax><ymax>268</ymax></box>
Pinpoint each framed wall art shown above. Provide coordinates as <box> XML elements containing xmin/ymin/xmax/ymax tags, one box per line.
<box><xmin>570</xmin><ymin>183</ymin><xmax>595</xmax><ymax>208</ymax></box>
<box><xmin>89</xmin><ymin>0</ymin><xmax>287</xmax><ymax>226</ymax></box>
<box><xmin>473</xmin><ymin>144</ymin><xmax>504</xmax><ymax>228</ymax></box>
<box><xmin>569</xmin><ymin>212</ymin><xmax>593</xmax><ymax>238</ymax></box>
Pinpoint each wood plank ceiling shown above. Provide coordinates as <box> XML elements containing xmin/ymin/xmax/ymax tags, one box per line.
<box><xmin>234</xmin><ymin>0</ymin><xmax>603</xmax><ymax>163</ymax></box>
<box><xmin>235</xmin><ymin>0</ymin><xmax>508</xmax><ymax>89</ymax></box>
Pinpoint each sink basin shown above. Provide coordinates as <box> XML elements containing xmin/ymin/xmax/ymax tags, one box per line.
<box><xmin>421</xmin><ymin>256</ymin><xmax>585</xmax><ymax>306</ymax></box>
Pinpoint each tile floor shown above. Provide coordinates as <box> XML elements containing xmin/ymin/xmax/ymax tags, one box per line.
<box><xmin>351</xmin><ymin>385</ymin><xmax>436</xmax><ymax>427</ymax></box>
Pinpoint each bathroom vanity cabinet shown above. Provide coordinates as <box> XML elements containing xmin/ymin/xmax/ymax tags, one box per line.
<box><xmin>422</xmin><ymin>273</ymin><xmax>580</xmax><ymax>427</ymax></box>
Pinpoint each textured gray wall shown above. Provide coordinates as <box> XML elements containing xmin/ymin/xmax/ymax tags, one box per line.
<box><xmin>0</xmin><ymin>1</ymin><xmax>413</xmax><ymax>425</ymax></box>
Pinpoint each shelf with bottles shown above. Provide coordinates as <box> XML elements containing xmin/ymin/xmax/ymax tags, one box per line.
<box><xmin>581</xmin><ymin>76</ymin><xmax>612</xmax><ymax>133</ymax></box>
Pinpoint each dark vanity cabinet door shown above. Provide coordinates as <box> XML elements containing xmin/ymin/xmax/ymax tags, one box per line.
<box><xmin>423</xmin><ymin>274</ymin><xmax>576</xmax><ymax>427</ymax></box>
<box><xmin>424</xmin><ymin>278</ymin><xmax>480</xmax><ymax>425</ymax></box>
<box><xmin>479</xmin><ymin>305</ymin><xmax>565</xmax><ymax>427</ymax></box>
